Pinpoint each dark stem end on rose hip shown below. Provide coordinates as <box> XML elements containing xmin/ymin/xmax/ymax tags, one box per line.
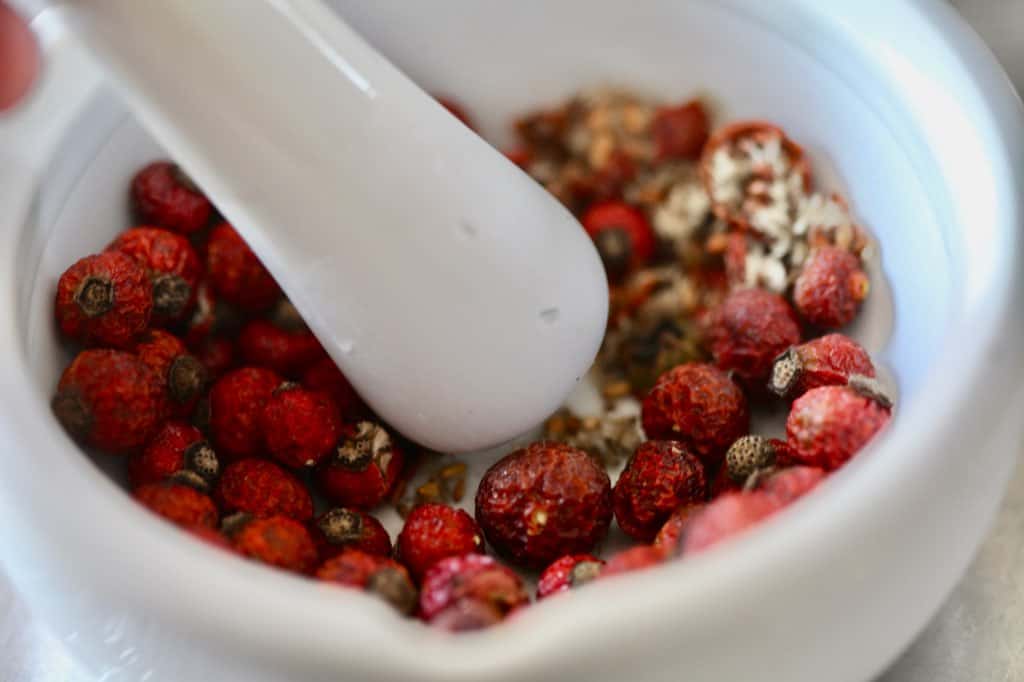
<box><xmin>317</xmin><ymin>508</ymin><xmax>363</xmax><ymax>545</ymax></box>
<box><xmin>73</xmin><ymin>276</ymin><xmax>115</xmax><ymax>318</ymax></box>
<box><xmin>51</xmin><ymin>388</ymin><xmax>94</xmax><ymax>441</ymax></box>
<box><xmin>366</xmin><ymin>567</ymin><xmax>417</xmax><ymax>614</ymax></box>
<box><xmin>726</xmin><ymin>435</ymin><xmax>777</xmax><ymax>483</ymax></box>
<box><xmin>333</xmin><ymin>421</ymin><xmax>393</xmax><ymax>474</ymax></box>
<box><xmin>168</xmin><ymin>355</ymin><xmax>208</xmax><ymax>404</ymax></box>
<box><xmin>220</xmin><ymin>511</ymin><xmax>253</xmax><ymax>538</ymax></box>
<box><xmin>767</xmin><ymin>347</ymin><xmax>800</xmax><ymax>397</ymax></box>
<box><xmin>184</xmin><ymin>440</ymin><xmax>219</xmax><ymax>482</ymax></box>
<box><xmin>151</xmin><ymin>274</ymin><xmax>191</xmax><ymax>318</ymax></box>
<box><xmin>847</xmin><ymin>374</ymin><xmax>893</xmax><ymax>409</ymax></box>
<box><xmin>168</xmin><ymin>468</ymin><xmax>210</xmax><ymax>493</ymax></box>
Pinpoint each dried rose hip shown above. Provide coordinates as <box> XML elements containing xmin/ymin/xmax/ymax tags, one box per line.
<box><xmin>129</xmin><ymin>421</ymin><xmax>219</xmax><ymax>490</ymax></box>
<box><xmin>133</xmin><ymin>329</ymin><xmax>208</xmax><ymax>416</ymax></box>
<box><xmin>786</xmin><ymin>385</ymin><xmax>890</xmax><ymax>470</ymax></box>
<box><xmin>396</xmin><ymin>503</ymin><xmax>484</xmax><ymax>582</ymax></box>
<box><xmin>700</xmin><ymin>121</ymin><xmax>812</xmax><ymax>232</ymax></box>
<box><xmin>183</xmin><ymin>280</ymin><xmax>244</xmax><ymax>348</ymax></box>
<box><xmin>238</xmin><ymin>313</ymin><xmax>324</xmax><ymax>377</ymax></box>
<box><xmin>641</xmin><ymin>362</ymin><xmax>749</xmax><ymax>468</ymax></box>
<box><xmin>205</xmin><ymin>222</ymin><xmax>281</xmax><ymax>312</ymax></box>
<box><xmin>229</xmin><ymin>514</ymin><xmax>318</xmax><ymax>574</ymax></box>
<box><xmin>652</xmin><ymin>503</ymin><xmax>706</xmax><ymax>553</ymax></box>
<box><xmin>108</xmin><ymin>226</ymin><xmax>202</xmax><ymax>324</ymax></box>
<box><xmin>134</xmin><ymin>481</ymin><xmax>219</xmax><ymax>529</ymax></box>
<box><xmin>52</xmin><ymin>349</ymin><xmax>167</xmax><ymax>454</ymax></box>
<box><xmin>581</xmin><ymin>201</ymin><xmax>656</xmax><ymax>277</ymax></box>
<box><xmin>536</xmin><ymin>554</ymin><xmax>604</xmax><ymax>599</ymax></box>
<box><xmin>475</xmin><ymin>441</ymin><xmax>612</xmax><ymax>568</ymax></box>
<box><xmin>724</xmin><ymin>435</ymin><xmax>777</xmax><ymax>484</ymax></box>
<box><xmin>301</xmin><ymin>357</ymin><xmax>368</xmax><ymax>422</ymax></box>
<box><xmin>757</xmin><ymin>466</ymin><xmax>827</xmax><ymax>506</ymax></box>
<box><xmin>131</xmin><ymin>161</ymin><xmax>212</xmax><ymax>234</ymax></box>
<box><xmin>613</xmin><ymin>440</ymin><xmax>707</xmax><ymax>541</ymax></box>
<box><xmin>769</xmin><ymin>333</ymin><xmax>875</xmax><ymax>399</ymax></box>
<box><xmin>682</xmin><ymin>491</ymin><xmax>780</xmax><ymax>554</ymax></box>
<box><xmin>209</xmin><ymin>366</ymin><xmax>281</xmax><ymax>460</ymax></box>
<box><xmin>793</xmin><ymin>246</ymin><xmax>870</xmax><ymax>329</ymax></box>
<box><xmin>651</xmin><ymin>100</ymin><xmax>709</xmax><ymax>161</ymax></box>
<box><xmin>55</xmin><ymin>251</ymin><xmax>152</xmax><ymax>348</ymax></box>
<box><xmin>600</xmin><ymin>545</ymin><xmax>664</xmax><ymax>578</ymax></box>
<box><xmin>311</xmin><ymin>508</ymin><xmax>392</xmax><ymax>561</ymax></box>
<box><xmin>260</xmin><ymin>382</ymin><xmax>340</xmax><ymax>468</ymax></box>
<box><xmin>419</xmin><ymin>554</ymin><xmax>529</xmax><ymax>631</ymax></box>
<box><xmin>316</xmin><ymin>549</ymin><xmax>417</xmax><ymax>614</ymax></box>
<box><xmin>192</xmin><ymin>336</ymin><xmax>238</xmax><ymax>381</ymax></box>
<box><xmin>215</xmin><ymin>458</ymin><xmax>313</xmax><ymax>522</ymax></box>
<box><xmin>316</xmin><ymin>421</ymin><xmax>403</xmax><ymax>509</ymax></box>
<box><xmin>707</xmin><ymin>288</ymin><xmax>802</xmax><ymax>384</ymax></box>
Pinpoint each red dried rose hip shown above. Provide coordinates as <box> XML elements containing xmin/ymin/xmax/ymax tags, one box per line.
<box><xmin>396</xmin><ymin>503</ymin><xmax>484</xmax><ymax>582</ymax></box>
<box><xmin>786</xmin><ymin>385</ymin><xmax>890</xmax><ymax>470</ymax></box>
<box><xmin>769</xmin><ymin>333</ymin><xmax>875</xmax><ymax>399</ymax></box>
<box><xmin>108</xmin><ymin>226</ymin><xmax>202</xmax><ymax>324</ymax></box>
<box><xmin>600</xmin><ymin>545</ymin><xmax>664</xmax><ymax>578</ymax></box>
<box><xmin>238</xmin><ymin>319</ymin><xmax>324</xmax><ymax>377</ymax></box>
<box><xmin>316</xmin><ymin>549</ymin><xmax>417</xmax><ymax>614</ymax></box>
<box><xmin>131</xmin><ymin>161</ymin><xmax>213</xmax><ymax>234</ymax></box>
<box><xmin>260</xmin><ymin>383</ymin><xmax>341</xmax><ymax>468</ymax></box>
<box><xmin>682</xmin><ymin>491</ymin><xmax>780</xmax><ymax>554</ymax></box>
<box><xmin>536</xmin><ymin>554</ymin><xmax>604</xmax><ymax>599</ymax></box>
<box><xmin>613</xmin><ymin>440</ymin><xmax>707</xmax><ymax>541</ymax></box>
<box><xmin>419</xmin><ymin>554</ymin><xmax>529</xmax><ymax>631</ymax></box>
<box><xmin>793</xmin><ymin>247</ymin><xmax>870</xmax><ymax>329</ymax></box>
<box><xmin>52</xmin><ymin>349</ymin><xmax>167</xmax><ymax>454</ymax></box>
<box><xmin>215</xmin><ymin>458</ymin><xmax>313</xmax><ymax>522</ymax></box>
<box><xmin>134</xmin><ymin>482</ymin><xmax>219</xmax><ymax>529</ymax></box>
<box><xmin>651</xmin><ymin>100</ymin><xmax>709</xmax><ymax>161</ymax></box>
<box><xmin>205</xmin><ymin>222</ymin><xmax>281</xmax><ymax>312</ymax></box>
<box><xmin>581</xmin><ymin>201</ymin><xmax>656</xmax><ymax>277</ymax></box>
<box><xmin>707</xmin><ymin>288</ymin><xmax>802</xmax><ymax>384</ymax></box>
<box><xmin>133</xmin><ymin>329</ymin><xmax>208</xmax><ymax>416</ymax></box>
<box><xmin>311</xmin><ymin>508</ymin><xmax>392</xmax><ymax>561</ymax></box>
<box><xmin>231</xmin><ymin>514</ymin><xmax>318</xmax><ymax>574</ymax></box>
<box><xmin>641</xmin><ymin>362</ymin><xmax>749</xmax><ymax>468</ymax></box>
<box><xmin>652</xmin><ymin>503</ymin><xmax>706</xmax><ymax>553</ymax></box>
<box><xmin>757</xmin><ymin>466</ymin><xmax>827</xmax><ymax>506</ymax></box>
<box><xmin>316</xmin><ymin>421</ymin><xmax>403</xmax><ymax>509</ymax></box>
<box><xmin>55</xmin><ymin>251</ymin><xmax>152</xmax><ymax>349</ymax></box>
<box><xmin>475</xmin><ymin>441</ymin><xmax>612</xmax><ymax>568</ymax></box>
<box><xmin>129</xmin><ymin>421</ymin><xmax>219</xmax><ymax>489</ymax></box>
<box><xmin>301</xmin><ymin>358</ymin><xmax>368</xmax><ymax>422</ymax></box>
<box><xmin>192</xmin><ymin>336</ymin><xmax>238</xmax><ymax>381</ymax></box>
<box><xmin>209</xmin><ymin>367</ymin><xmax>282</xmax><ymax>460</ymax></box>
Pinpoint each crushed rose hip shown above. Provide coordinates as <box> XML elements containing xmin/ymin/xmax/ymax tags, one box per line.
<box><xmin>50</xmin><ymin>86</ymin><xmax>892</xmax><ymax>631</ymax></box>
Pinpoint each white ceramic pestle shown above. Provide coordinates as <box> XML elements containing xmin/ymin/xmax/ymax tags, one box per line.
<box><xmin>39</xmin><ymin>0</ymin><xmax>608</xmax><ymax>452</ymax></box>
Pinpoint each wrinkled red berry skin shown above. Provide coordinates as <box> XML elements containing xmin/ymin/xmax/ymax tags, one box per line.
<box><xmin>397</xmin><ymin>503</ymin><xmax>484</xmax><ymax>582</ymax></box>
<box><xmin>129</xmin><ymin>421</ymin><xmax>204</xmax><ymax>488</ymax></box>
<box><xmin>317</xmin><ymin>549</ymin><xmax>414</xmax><ymax>590</ymax></box>
<box><xmin>651</xmin><ymin>100</ymin><xmax>709</xmax><ymax>161</ymax></box>
<box><xmin>239</xmin><ymin>319</ymin><xmax>324</xmax><ymax>376</ymax></box>
<box><xmin>708</xmin><ymin>288</ymin><xmax>802</xmax><ymax>383</ymax></box>
<box><xmin>641</xmin><ymin>363</ymin><xmax>749</xmax><ymax>468</ymax></box>
<box><xmin>601</xmin><ymin>545</ymin><xmax>664</xmax><ymax>578</ymax></box>
<box><xmin>193</xmin><ymin>337</ymin><xmax>238</xmax><ymax>381</ymax></box>
<box><xmin>613</xmin><ymin>441</ymin><xmax>707</xmax><ymax>541</ymax></box>
<box><xmin>536</xmin><ymin>554</ymin><xmax>603</xmax><ymax>599</ymax></box>
<box><xmin>131</xmin><ymin>161</ymin><xmax>212</xmax><ymax>234</ymax></box>
<box><xmin>55</xmin><ymin>251</ymin><xmax>152</xmax><ymax>348</ymax></box>
<box><xmin>133</xmin><ymin>329</ymin><xmax>207</xmax><ymax>415</ymax></box>
<box><xmin>419</xmin><ymin>554</ymin><xmax>529</xmax><ymax>630</ymax></box>
<box><xmin>475</xmin><ymin>441</ymin><xmax>612</xmax><ymax>568</ymax></box>
<box><xmin>794</xmin><ymin>247</ymin><xmax>869</xmax><ymax>329</ymax></box>
<box><xmin>652</xmin><ymin>503</ymin><xmax>706</xmax><ymax>552</ymax></box>
<box><xmin>786</xmin><ymin>386</ymin><xmax>890</xmax><ymax>470</ymax></box>
<box><xmin>301</xmin><ymin>358</ymin><xmax>368</xmax><ymax>421</ymax></box>
<box><xmin>233</xmin><ymin>515</ymin><xmax>318</xmax><ymax>573</ymax></box>
<box><xmin>205</xmin><ymin>223</ymin><xmax>281</xmax><ymax>312</ymax></box>
<box><xmin>311</xmin><ymin>509</ymin><xmax>392</xmax><ymax>561</ymax></box>
<box><xmin>315</xmin><ymin>423</ymin><xmax>404</xmax><ymax>509</ymax></box>
<box><xmin>209</xmin><ymin>367</ymin><xmax>281</xmax><ymax>460</ymax></box>
<box><xmin>782</xmin><ymin>334</ymin><xmax>875</xmax><ymax>398</ymax></box>
<box><xmin>581</xmin><ymin>201</ymin><xmax>656</xmax><ymax>270</ymax></box>
<box><xmin>53</xmin><ymin>350</ymin><xmax>167</xmax><ymax>454</ymax></box>
<box><xmin>260</xmin><ymin>385</ymin><xmax>340</xmax><ymax>468</ymax></box>
<box><xmin>216</xmin><ymin>458</ymin><xmax>313</xmax><ymax>521</ymax></box>
<box><xmin>682</xmin><ymin>492</ymin><xmax>780</xmax><ymax>554</ymax></box>
<box><xmin>134</xmin><ymin>482</ymin><xmax>218</xmax><ymax>529</ymax></box>
<box><xmin>759</xmin><ymin>466</ymin><xmax>827</xmax><ymax>506</ymax></box>
<box><xmin>108</xmin><ymin>226</ymin><xmax>202</xmax><ymax>324</ymax></box>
